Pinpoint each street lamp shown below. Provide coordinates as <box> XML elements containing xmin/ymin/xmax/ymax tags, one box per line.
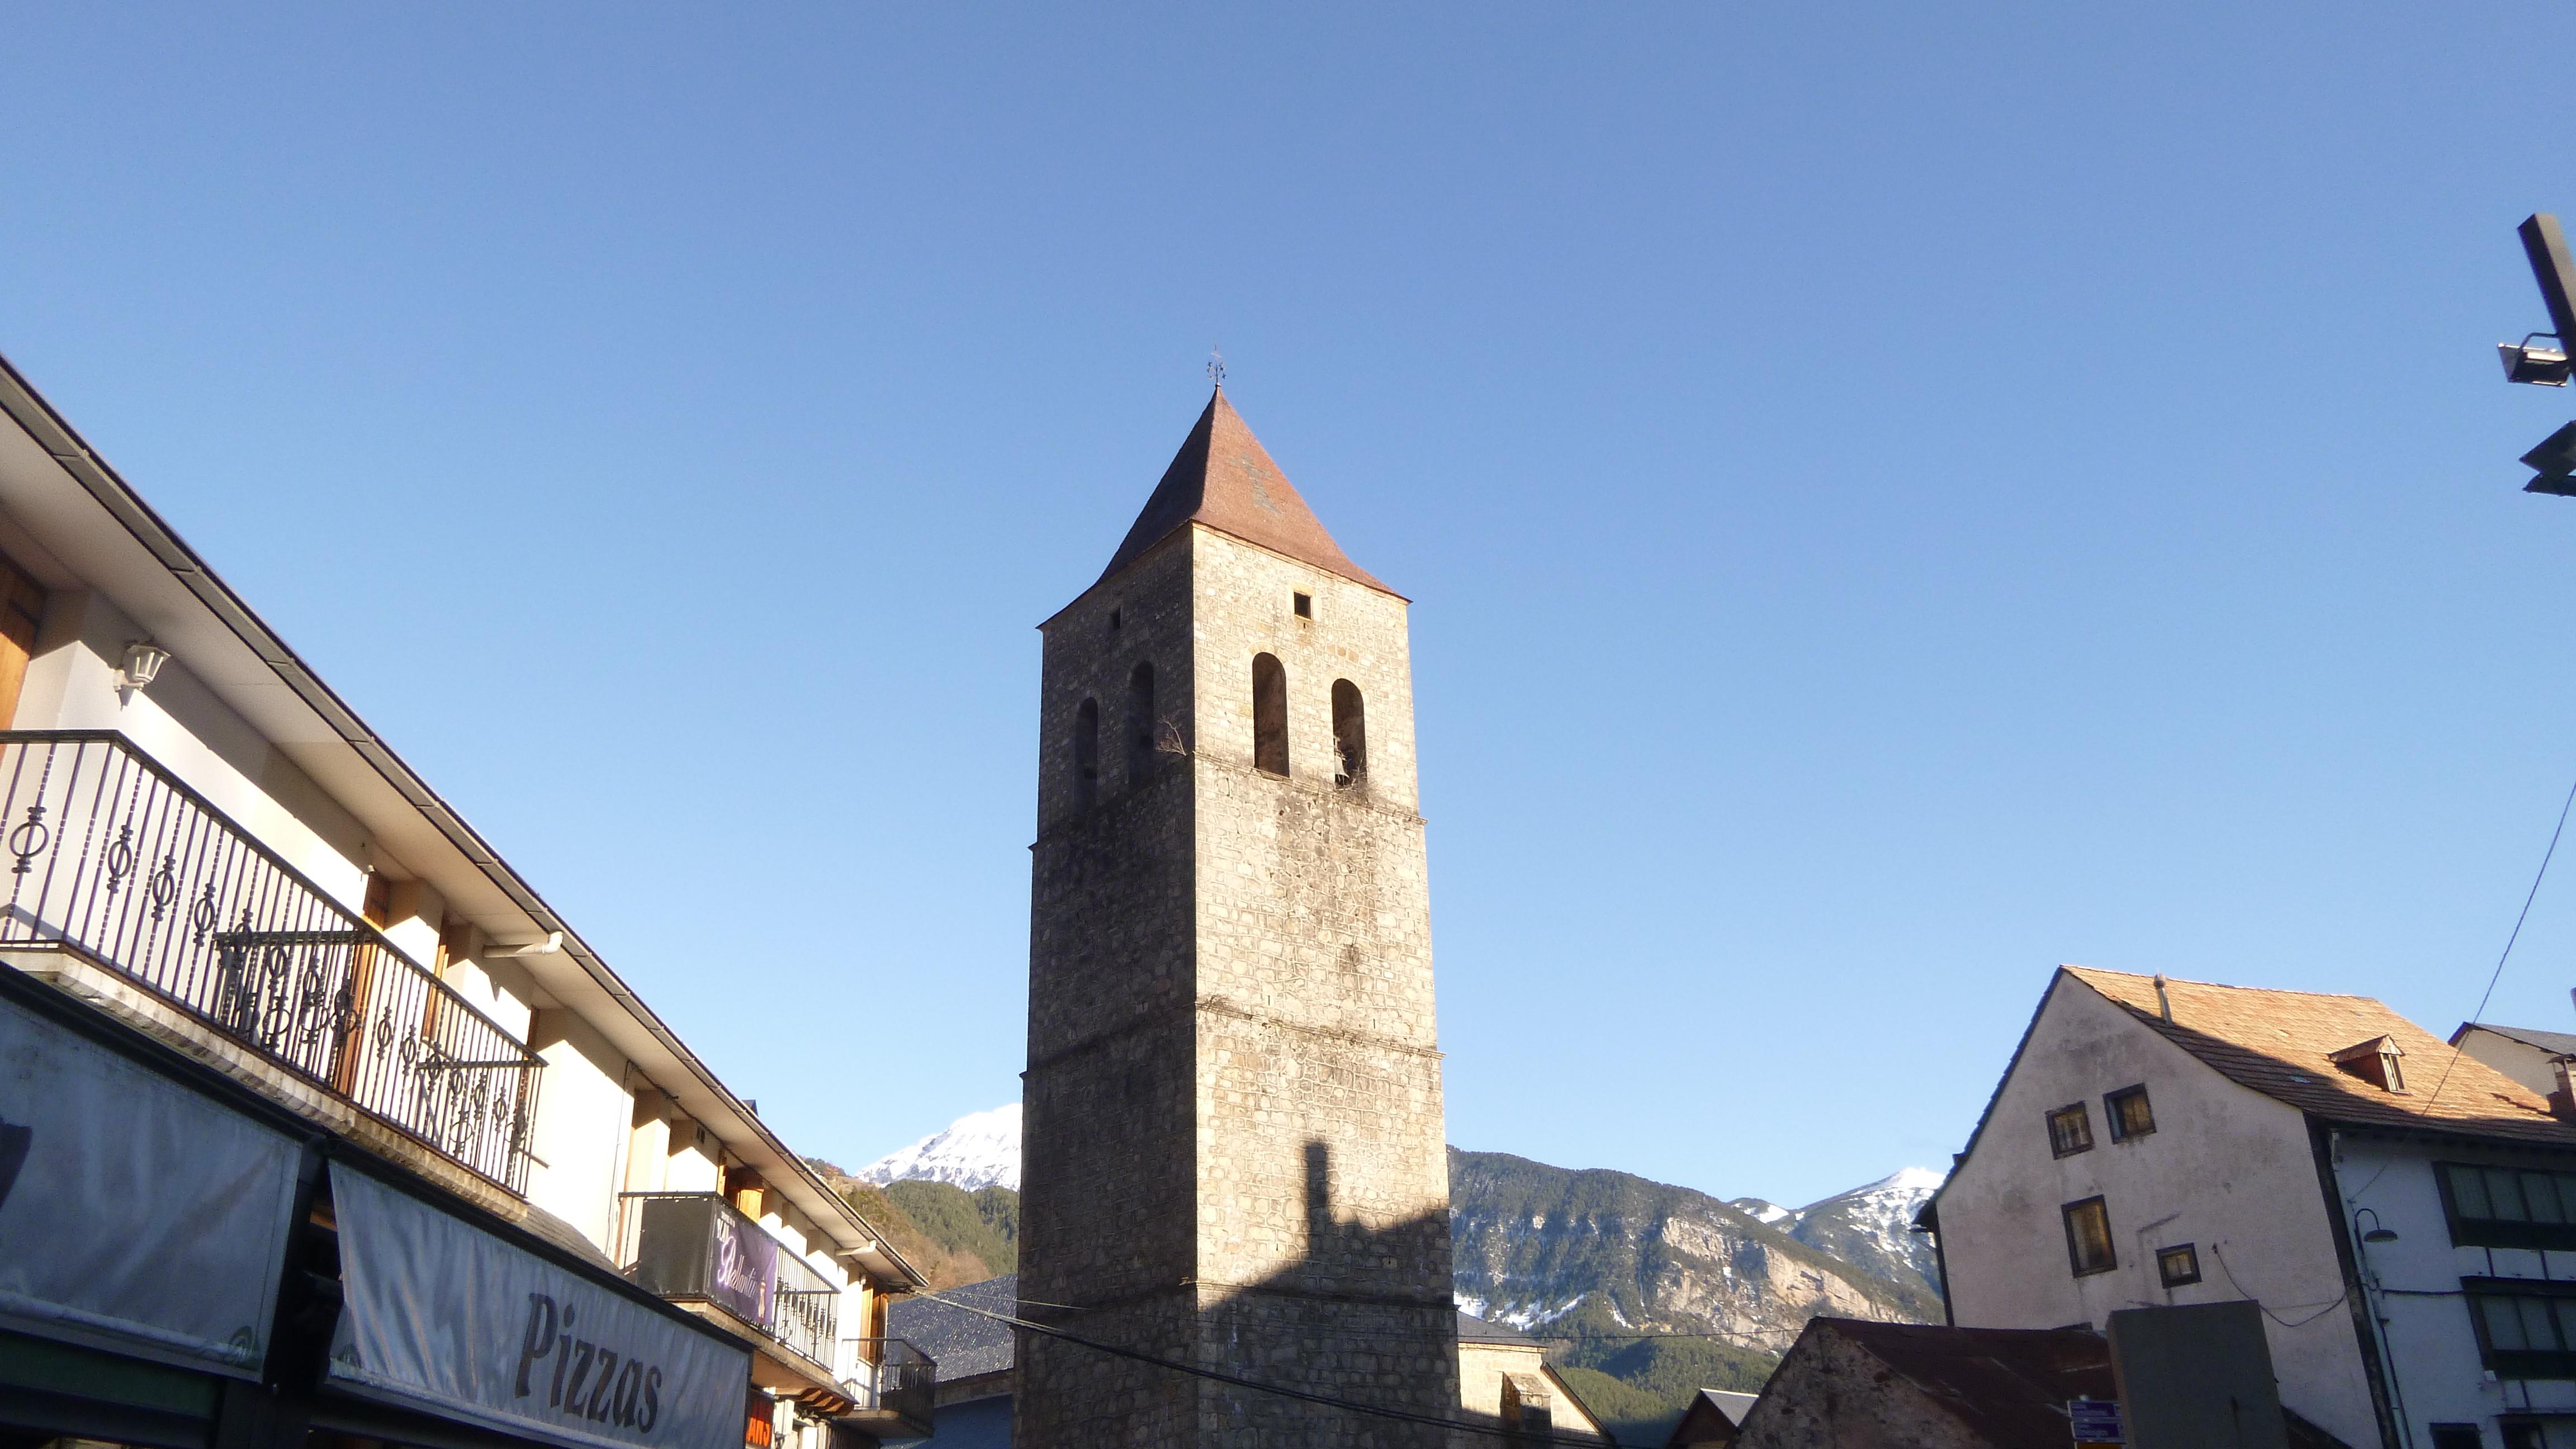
<box><xmin>2504</xmin><ymin>214</ymin><xmax>2576</xmax><ymax>492</ymax></box>
<box><xmin>2502</xmin><ymin>334</ymin><xmax>2570</xmax><ymax>386</ymax></box>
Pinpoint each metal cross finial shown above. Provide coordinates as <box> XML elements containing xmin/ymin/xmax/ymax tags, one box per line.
<box><xmin>1208</xmin><ymin>345</ymin><xmax>1226</xmax><ymax>390</ymax></box>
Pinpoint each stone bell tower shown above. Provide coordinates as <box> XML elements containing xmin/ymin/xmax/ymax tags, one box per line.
<box><xmin>1019</xmin><ymin>389</ymin><xmax>1460</xmax><ymax>1448</ymax></box>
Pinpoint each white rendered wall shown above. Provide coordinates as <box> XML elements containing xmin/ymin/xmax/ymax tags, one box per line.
<box><xmin>16</xmin><ymin>589</ymin><xmax>372</xmax><ymax>914</ymax></box>
<box><xmin>524</xmin><ymin>1007</ymin><xmax>636</xmax><ymax>1251</ymax></box>
<box><xmin>1939</xmin><ymin>977</ymin><xmax>2380</xmax><ymax>1447</ymax></box>
<box><xmin>2334</xmin><ymin>1135</ymin><xmax>2576</xmax><ymax>1441</ymax></box>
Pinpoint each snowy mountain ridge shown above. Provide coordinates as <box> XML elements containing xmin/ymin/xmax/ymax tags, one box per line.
<box><xmin>857</xmin><ymin>1104</ymin><xmax>1022</xmax><ymax>1191</ymax></box>
<box><xmin>1730</xmin><ymin>1165</ymin><xmax>1946</xmax><ymax>1299</ymax></box>
<box><xmin>856</xmin><ymin>1105</ymin><xmax>1941</xmax><ymax>1286</ymax></box>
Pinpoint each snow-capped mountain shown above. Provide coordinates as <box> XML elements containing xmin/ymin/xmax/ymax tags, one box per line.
<box><xmin>1732</xmin><ymin>1166</ymin><xmax>1946</xmax><ymax>1300</ymax></box>
<box><xmin>859</xmin><ymin>1104</ymin><xmax>1022</xmax><ymax>1191</ymax></box>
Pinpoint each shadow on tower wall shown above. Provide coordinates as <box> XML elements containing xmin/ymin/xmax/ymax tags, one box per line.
<box><xmin>1019</xmin><ymin>1139</ymin><xmax>1603</xmax><ymax>1448</ymax></box>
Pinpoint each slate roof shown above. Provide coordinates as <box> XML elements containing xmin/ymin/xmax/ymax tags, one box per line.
<box><xmin>1097</xmin><ymin>389</ymin><xmax>1391</xmax><ymax>595</ymax></box>
<box><xmin>1456</xmin><ymin>1311</ymin><xmax>1538</xmax><ymax>1346</ymax></box>
<box><xmin>1693</xmin><ymin>1389</ymin><xmax>1758</xmax><ymax>1426</ymax></box>
<box><xmin>884</xmin><ymin>1273</ymin><xmax>1016</xmax><ymax>1385</ymax></box>
<box><xmin>2064</xmin><ymin>967</ymin><xmax>2576</xmax><ymax>1146</ymax></box>
<box><xmin>2455</xmin><ymin>1021</ymin><xmax>2576</xmax><ymax>1058</ymax></box>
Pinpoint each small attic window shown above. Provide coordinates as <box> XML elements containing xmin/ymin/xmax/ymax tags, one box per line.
<box><xmin>1292</xmin><ymin>592</ymin><xmax>1312</xmax><ymax>618</ymax></box>
<box><xmin>2331</xmin><ymin>1035</ymin><xmax>2409</xmax><ymax>1093</ymax></box>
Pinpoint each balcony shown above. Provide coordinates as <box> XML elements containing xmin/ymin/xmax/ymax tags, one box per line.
<box><xmin>837</xmin><ymin>1338</ymin><xmax>936</xmax><ymax>1438</ymax></box>
<box><xmin>0</xmin><ymin>730</ymin><xmax>539</xmax><ymax>1191</ymax></box>
<box><xmin>618</xmin><ymin>1192</ymin><xmax>935</xmax><ymax>1437</ymax></box>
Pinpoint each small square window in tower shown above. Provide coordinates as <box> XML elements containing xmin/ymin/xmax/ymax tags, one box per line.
<box><xmin>2156</xmin><ymin>1243</ymin><xmax>2201</xmax><ymax>1287</ymax></box>
<box><xmin>1292</xmin><ymin>591</ymin><xmax>1312</xmax><ymax>618</ymax></box>
<box><xmin>2105</xmin><ymin>1085</ymin><xmax>2156</xmax><ymax>1142</ymax></box>
<box><xmin>2045</xmin><ymin>1103</ymin><xmax>2094</xmax><ymax>1158</ymax></box>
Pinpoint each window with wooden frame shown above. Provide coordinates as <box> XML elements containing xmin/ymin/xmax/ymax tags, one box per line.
<box><xmin>422</xmin><ymin>915</ymin><xmax>472</xmax><ymax>1041</ymax></box>
<box><xmin>2156</xmin><ymin>1244</ymin><xmax>2201</xmax><ymax>1287</ymax></box>
<box><xmin>2465</xmin><ymin>1277</ymin><xmax>2576</xmax><ymax>1381</ymax></box>
<box><xmin>2062</xmin><ymin>1196</ymin><xmax>2116</xmax><ymax>1276</ymax></box>
<box><xmin>2045</xmin><ymin>1103</ymin><xmax>2094</xmax><ymax>1158</ymax></box>
<box><xmin>2437</xmin><ymin>1162</ymin><xmax>2576</xmax><ymax>1252</ymax></box>
<box><xmin>2105</xmin><ymin>1085</ymin><xmax>2156</xmax><ymax>1142</ymax></box>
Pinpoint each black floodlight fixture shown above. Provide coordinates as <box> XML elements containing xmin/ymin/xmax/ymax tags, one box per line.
<box><xmin>2502</xmin><ymin>332</ymin><xmax>2572</xmax><ymax>386</ymax></box>
<box><xmin>2522</xmin><ymin>419</ymin><xmax>2576</xmax><ymax>496</ymax></box>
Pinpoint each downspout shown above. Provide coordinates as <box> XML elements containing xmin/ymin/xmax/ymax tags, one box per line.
<box><xmin>2309</xmin><ymin>1120</ymin><xmax>2406</xmax><ymax>1449</ymax></box>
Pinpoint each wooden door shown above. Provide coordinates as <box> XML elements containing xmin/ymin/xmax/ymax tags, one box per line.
<box><xmin>0</xmin><ymin>552</ymin><xmax>48</xmax><ymax>728</ymax></box>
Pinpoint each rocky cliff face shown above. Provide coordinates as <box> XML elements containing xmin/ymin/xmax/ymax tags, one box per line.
<box><xmin>1447</xmin><ymin>1149</ymin><xmax>1939</xmax><ymax>1357</ymax></box>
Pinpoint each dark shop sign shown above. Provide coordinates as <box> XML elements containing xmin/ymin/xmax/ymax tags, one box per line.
<box><xmin>327</xmin><ymin>1167</ymin><xmax>753</xmax><ymax>1449</ymax></box>
<box><xmin>0</xmin><ymin>990</ymin><xmax>302</xmax><ymax>1379</ymax></box>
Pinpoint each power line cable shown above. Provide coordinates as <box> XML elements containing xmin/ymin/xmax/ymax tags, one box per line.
<box><xmin>904</xmin><ymin>1284</ymin><xmax>1652</xmax><ymax>1449</ymax></box>
<box><xmin>2343</xmin><ymin>768</ymin><xmax>2576</xmax><ymax>1205</ymax></box>
<box><xmin>2421</xmin><ymin>770</ymin><xmax>2576</xmax><ymax>1115</ymax></box>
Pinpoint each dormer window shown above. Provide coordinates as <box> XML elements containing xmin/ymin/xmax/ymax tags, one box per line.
<box><xmin>2330</xmin><ymin>1035</ymin><xmax>2409</xmax><ymax>1093</ymax></box>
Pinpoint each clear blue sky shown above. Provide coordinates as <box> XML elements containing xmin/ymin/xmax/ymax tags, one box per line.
<box><xmin>7</xmin><ymin>5</ymin><xmax>2576</xmax><ymax>1209</ymax></box>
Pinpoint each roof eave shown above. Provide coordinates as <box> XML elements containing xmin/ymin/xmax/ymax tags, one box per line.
<box><xmin>0</xmin><ymin>351</ymin><xmax>898</xmax><ymax>1270</ymax></box>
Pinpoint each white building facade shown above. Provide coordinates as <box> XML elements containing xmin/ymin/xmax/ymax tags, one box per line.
<box><xmin>1925</xmin><ymin>966</ymin><xmax>2576</xmax><ymax>1449</ymax></box>
<box><xmin>0</xmin><ymin>353</ymin><xmax>930</xmax><ymax>1449</ymax></box>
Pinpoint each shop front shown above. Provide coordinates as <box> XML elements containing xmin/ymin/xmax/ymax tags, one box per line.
<box><xmin>0</xmin><ymin>967</ymin><xmax>755</xmax><ymax>1449</ymax></box>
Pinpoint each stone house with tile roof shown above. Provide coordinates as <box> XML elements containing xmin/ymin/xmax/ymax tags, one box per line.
<box><xmin>1920</xmin><ymin>966</ymin><xmax>2576</xmax><ymax>1449</ymax></box>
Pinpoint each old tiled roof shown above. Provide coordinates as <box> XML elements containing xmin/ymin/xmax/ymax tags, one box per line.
<box><xmin>2064</xmin><ymin>967</ymin><xmax>2576</xmax><ymax>1145</ymax></box>
<box><xmin>1097</xmin><ymin>389</ymin><xmax>1391</xmax><ymax>594</ymax></box>
<box><xmin>1780</xmin><ymin>1320</ymin><xmax>2351</xmax><ymax>1449</ymax></box>
<box><xmin>1813</xmin><ymin>1320</ymin><xmax>2115</xmax><ymax>1448</ymax></box>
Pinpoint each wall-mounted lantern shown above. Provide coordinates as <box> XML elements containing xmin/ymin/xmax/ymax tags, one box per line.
<box><xmin>115</xmin><ymin>640</ymin><xmax>172</xmax><ymax>701</ymax></box>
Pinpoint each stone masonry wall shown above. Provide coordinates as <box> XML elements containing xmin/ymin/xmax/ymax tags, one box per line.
<box><xmin>1022</xmin><ymin>523</ymin><xmax>1457</xmax><ymax>1449</ymax></box>
<box><xmin>1185</xmin><ymin>529</ymin><xmax>1457</xmax><ymax>1446</ymax></box>
<box><xmin>1023</xmin><ymin>534</ymin><xmax>1204</xmax><ymax>1449</ymax></box>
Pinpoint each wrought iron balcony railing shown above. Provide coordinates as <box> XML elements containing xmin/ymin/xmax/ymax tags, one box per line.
<box><xmin>617</xmin><ymin>1191</ymin><xmax>843</xmax><ymax>1370</ymax></box>
<box><xmin>837</xmin><ymin>1338</ymin><xmax>936</xmax><ymax>1431</ymax></box>
<box><xmin>0</xmin><ymin>730</ymin><xmax>539</xmax><ymax>1191</ymax></box>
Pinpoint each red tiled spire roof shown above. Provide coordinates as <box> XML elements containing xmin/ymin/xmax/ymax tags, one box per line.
<box><xmin>1098</xmin><ymin>389</ymin><xmax>1390</xmax><ymax>594</ymax></box>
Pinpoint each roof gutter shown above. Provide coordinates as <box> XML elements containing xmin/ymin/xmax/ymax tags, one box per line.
<box><xmin>0</xmin><ymin>351</ymin><xmax>920</xmax><ymax>1289</ymax></box>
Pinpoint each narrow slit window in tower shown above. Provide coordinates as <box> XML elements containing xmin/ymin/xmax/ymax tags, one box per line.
<box><xmin>1126</xmin><ymin>661</ymin><xmax>1157</xmax><ymax>784</ymax></box>
<box><xmin>1332</xmin><ymin>679</ymin><xmax>1365</xmax><ymax>787</ymax></box>
<box><xmin>1073</xmin><ymin>697</ymin><xmax>1100</xmax><ymax>809</ymax></box>
<box><xmin>1252</xmin><ymin>654</ymin><xmax>1289</xmax><ymax>776</ymax></box>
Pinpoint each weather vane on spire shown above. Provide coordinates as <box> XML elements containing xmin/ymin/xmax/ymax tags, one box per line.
<box><xmin>1208</xmin><ymin>344</ymin><xmax>1226</xmax><ymax>391</ymax></box>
